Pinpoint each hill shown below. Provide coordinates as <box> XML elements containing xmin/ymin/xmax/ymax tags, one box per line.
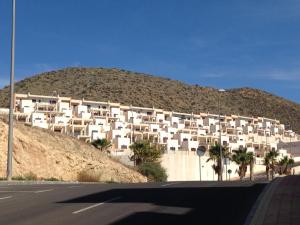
<box><xmin>0</xmin><ymin>67</ymin><xmax>299</xmax><ymax>133</ymax></box>
<box><xmin>0</xmin><ymin>117</ymin><xmax>146</xmax><ymax>182</ymax></box>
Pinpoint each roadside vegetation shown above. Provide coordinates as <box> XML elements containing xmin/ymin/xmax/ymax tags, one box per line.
<box><xmin>4</xmin><ymin>172</ymin><xmax>62</xmax><ymax>181</ymax></box>
<box><xmin>206</xmin><ymin>144</ymin><xmax>295</xmax><ymax>181</ymax></box>
<box><xmin>231</xmin><ymin>147</ymin><xmax>254</xmax><ymax>181</ymax></box>
<box><xmin>278</xmin><ymin>156</ymin><xmax>295</xmax><ymax>175</ymax></box>
<box><xmin>91</xmin><ymin>138</ymin><xmax>112</xmax><ymax>152</ymax></box>
<box><xmin>264</xmin><ymin>149</ymin><xmax>279</xmax><ymax>180</ymax></box>
<box><xmin>130</xmin><ymin>140</ymin><xmax>167</xmax><ymax>182</ymax></box>
<box><xmin>77</xmin><ymin>170</ymin><xmax>103</xmax><ymax>182</ymax></box>
<box><xmin>206</xmin><ymin>144</ymin><xmax>230</xmax><ymax>181</ymax></box>
<box><xmin>264</xmin><ymin>150</ymin><xmax>295</xmax><ymax>179</ymax></box>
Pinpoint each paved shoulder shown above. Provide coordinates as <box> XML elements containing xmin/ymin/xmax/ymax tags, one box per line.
<box><xmin>247</xmin><ymin>175</ymin><xmax>300</xmax><ymax>225</ymax></box>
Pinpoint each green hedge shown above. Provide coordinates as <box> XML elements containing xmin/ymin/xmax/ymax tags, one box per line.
<box><xmin>138</xmin><ymin>162</ymin><xmax>167</xmax><ymax>182</ymax></box>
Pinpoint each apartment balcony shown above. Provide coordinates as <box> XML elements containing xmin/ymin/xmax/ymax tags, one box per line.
<box><xmin>35</xmin><ymin>103</ymin><xmax>57</xmax><ymax>112</ymax></box>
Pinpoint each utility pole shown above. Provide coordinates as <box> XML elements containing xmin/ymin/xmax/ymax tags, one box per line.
<box><xmin>7</xmin><ymin>0</ymin><xmax>16</xmax><ymax>181</ymax></box>
<box><xmin>218</xmin><ymin>89</ymin><xmax>226</xmax><ymax>181</ymax></box>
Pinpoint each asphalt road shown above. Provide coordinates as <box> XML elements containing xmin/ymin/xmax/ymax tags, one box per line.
<box><xmin>0</xmin><ymin>181</ymin><xmax>266</xmax><ymax>225</ymax></box>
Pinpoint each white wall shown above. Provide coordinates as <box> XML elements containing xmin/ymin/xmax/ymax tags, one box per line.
<box><xmin>161</xmin><ymin>151</ymin><xmax>266</xmax><ymax>181</ymax></box>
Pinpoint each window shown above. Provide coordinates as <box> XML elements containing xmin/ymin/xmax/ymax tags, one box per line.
<box><xmin>32</xmin><ymin>99</ymin><xmax>36</xmax><ymax>103</ymax></box>
<box><xmin>121</xmin><ymin>145</ymin><xmax>127</xmax><ymax>149</ymax></box>
<box><xmin>170</xmin><ymin>147</ymin><xmax>176</xmax><ymax>150</ymax></box>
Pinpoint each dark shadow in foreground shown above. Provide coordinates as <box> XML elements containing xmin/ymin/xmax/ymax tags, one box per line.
<box><xmin>59</xmin><ymin>183</ymin><xmax>266</xmax><ymax>225</ymax></box>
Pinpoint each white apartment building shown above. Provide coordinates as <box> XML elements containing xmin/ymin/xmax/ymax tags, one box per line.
<box><xmin>10</xmin><ymin>93</ymin><xmax>300</xmax><ymax>180</ymax></box>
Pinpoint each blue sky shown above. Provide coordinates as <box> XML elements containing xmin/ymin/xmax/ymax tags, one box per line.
<box><xmin>0</xmin><ymin>0</ymin><xmax>300</xmax><ymax>103</ymax></box>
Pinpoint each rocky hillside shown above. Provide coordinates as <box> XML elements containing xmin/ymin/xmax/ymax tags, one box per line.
<box><xmin>0</xmin><ymin>67</ymin><xmax>299</xmax><ymax>132</ymax></box>
<box><xmin>0</xmin><ymin>118</ymin><xmax>146</xmax><ymax>182</ymax></box>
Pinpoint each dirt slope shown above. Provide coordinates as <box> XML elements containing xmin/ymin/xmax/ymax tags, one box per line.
<box><xmin>0</xmin><ymin>118</ymin><xmax>146</xmax><ymax>183</ymax></box>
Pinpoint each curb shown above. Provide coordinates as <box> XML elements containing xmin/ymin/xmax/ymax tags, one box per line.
<box><xmin>244</xmin><ymin>177</ymin><xmax>283</xmax><ymax>225</ymax></box>
<box><xmin>0</xmin><ymin>180</ymin><xmax>146</xmax><ymax>185</ymax></box>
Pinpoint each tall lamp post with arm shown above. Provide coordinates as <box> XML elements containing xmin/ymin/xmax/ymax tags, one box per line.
<box><xmin>7</xmin><ymin>0</ymin><xmax>16</xmax><ymax>181</ymax></box>
<box><xmin>286</xmin><ymin>123</ymin><xmax>292</xmax><ymax>154</ymax></box>
<box><xmin>218</xmin><ymin>89</ymin><xmax>226</xmax><ymax>181</ymax></box>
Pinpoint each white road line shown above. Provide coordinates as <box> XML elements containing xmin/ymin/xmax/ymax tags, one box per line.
<box><xmin>0</xmin><ymin>189</ymin><xmax>53</xmax><ymax>193</ymax></box>
<box><xmin>0</xmin><ymin>191</ymin><xmax>35</xmax><ymax>193</ymax></box>
<box><xmin>35</xmin><ymin>189</ymin><xmax>53</xmax><ymax>193</ymax></box>
<box><xmin>72</xmin><ymin>196</ymin><xmax>122</xmax><ymax>214</ymax></box>
<box><xmin>0</xmin><ymin>196</ymin><xmax>12</xmax><ymax>200</ymax></box>
<box><xmin>161</xmin><ymin>182</ymin><xmax>179</xmax><ymax>187</ymax></box>
<box><xmin>0</xmin><ymin>189</ymin><xmax>53</xmax><ymax>194</ymax></box>
<box><xmin>68</xmin><ymin>186</ymin><xmax>81</xmax><ymax>188</ymax></box>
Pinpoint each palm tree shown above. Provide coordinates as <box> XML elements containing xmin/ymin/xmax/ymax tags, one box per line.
<box><xmin>264</xmin><ymin>156</ymin><xmax>271</xmax><ymax>181</ymax></box>
<box><xmin>129</xmin><ymin>140</ymin><xmax>161</xmax><ymax>166</ymax></box>
<box><xmin>206</xmin><ymin>144</ymin><xmax>230</xmax><ymax>181</ymax></box>
<box><xmin>265</xmin><ymin>149</ymin><xmax>279</xmax><ymax>180</ymax></box>
<box><xmin>249</xmin><ymin>152</ymin><xmax>255</xmax><ymax>181</ymax></box>
<box><xmin>231</xmin><ymin>147</ymin><xmax>254</xmax><ymax>180</ymax></box>
<box><xmin>91</xmin><ymin>138</ymin><xmax>112</xmax><ymax>152</ymax></box>
<box><xmin>279</xmin><ymin>156</ymin><xmax>295</xmax><ymax>175</ymax></box>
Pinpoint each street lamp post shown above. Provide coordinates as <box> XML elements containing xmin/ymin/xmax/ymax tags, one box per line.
<box><xmin>7</xmin><ymin>0</ymin><xmax>16</xmax><ymax>181</ymax></box>
<box><xmin>286</xmin><ymin>123</ymin><xmax>292</xmax><ymax>154</ymax></box>
<box><xmin>218</xmin><ymin>89</ymin><xmax>226</xmax><ymax>181</ymax></box>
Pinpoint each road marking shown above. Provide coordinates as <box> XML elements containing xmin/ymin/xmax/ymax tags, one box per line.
<box><xmin>0</xmin><ymin>189</ymin><xmax>53</xmax><ymax>193</ymax></box>
<box><xmin>0</xmin><ymin>191</ymin><xmax>36</xmax><ymax>193</ymax></box>
<box><xmin>0</xmin><ymin>196</ymin><xmax>12</xmax><ymax>200</ymax></box>
<box><xmin>35</xmin><ymin>189</ymin><xmax>53</xmax><ymax>193</ymax></box>
<box><xmin>68</xmin><ymin>186</ymin><xmax>81</xmax><ymax>188</ymax></box>
<box><xmin>72</xmin><ymin>196</ymin><xmax>122</xmax><ymax>214</ymax></box>
<box><xmin>161</xmin><ymin>182</ymin><xmax>179</xmax><ymax>187</ymax></box>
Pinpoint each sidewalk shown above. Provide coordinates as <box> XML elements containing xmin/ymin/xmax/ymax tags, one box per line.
<box><xmin>249</xmin><ymin>175</ymin><xmax>300</xmax><ymax>225</ymax></box>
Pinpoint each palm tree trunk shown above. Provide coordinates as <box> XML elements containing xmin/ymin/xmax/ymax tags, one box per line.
<box><xmin>250</xmin><ymin>160</ymin><xmax>254</xmax><ymax>181</ymax></box>
<box><xmin>266</xmin><ymin>166</ymin><xmax>270</xmax><ymax>181</ymax></box>
<box><xmin>283</xmin><ymin>164</ymin><xmax>288</xmax><ymax>175</ymax></box>
<box><xmin>271</xmin><ymin>163</ymin><xmax>275</xmax><ymax>180</ymax></box>
<box><xmin>217</xmin><ymin>159</ymin><xmax>222</xmax><ymax>181</ymax></box>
